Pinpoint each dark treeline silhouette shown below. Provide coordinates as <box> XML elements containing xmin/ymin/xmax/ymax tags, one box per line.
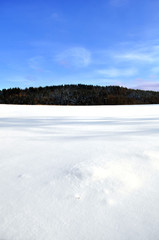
<box><xmin>0</xmin><ymin>84</ymin><xmax>159</xmax><ymax>105</ymax></box>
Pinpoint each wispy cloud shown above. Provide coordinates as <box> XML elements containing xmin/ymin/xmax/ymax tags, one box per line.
<box><xmin>115</xmin><ymin>53</ymin><xmax>154</xmax><ymax>62</ymax></box>
<box><xmin>110</xmin><ymin>0</ymin><xmax>128</xmax><ymax>7</ymax></box>
<box><xmin>56</xmin><ymin>47</ymin><xmax>91</xmax><ymax>68</ymax></box>
<box><xmin>134</xmin><ymin>81</ymin><xmax>159</xmax><ymax>91</ymax></box>
<box><xmin>28</xmin><ymin>56</ymin><xmax>45</xmax><ymax>72</ymax></box>
<box><xmin>8</xmin><ymin>75</ymin><xmax>37</xmax><ymax>85</ymax></box>
<box><xmin>151</xmin><ymin>66</ymin><xmax>159</xmax><ymax>73</ymax></box>
<box><xmin>97</xmin><ymin>67</ymin><xmax>137</xmax><ymax>78</ymax></box>
<box><xmin>113</xmin><ymin>42</ymin><xmax>159</xmax><ymax>64</ymax></box>
<box><xmin>50</xmin><ymin>12</ymin><xmax>62</xmax><ymax>22</ymax></box>
<box><xmin>29</xmin><ymin>40</ymin><xmax>55</xmax><ymax>48</ymax></box>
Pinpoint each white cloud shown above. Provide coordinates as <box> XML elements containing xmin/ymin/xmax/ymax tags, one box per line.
<box><xmin>56</xmin><ymin>47</ymin><xmax>91</xmax><ymax>68</ymax></box>
<box><xmin>97</xmin><ymin>68</ymin><xmax>137</xmax><ymax>78</ymax></box>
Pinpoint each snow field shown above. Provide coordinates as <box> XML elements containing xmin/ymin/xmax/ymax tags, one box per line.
<box><xmin>0</xmin><ymin>104</ymin><xmax>159</xmax><ymax>240</ymax></box>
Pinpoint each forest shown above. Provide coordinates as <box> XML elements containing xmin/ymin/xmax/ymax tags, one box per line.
<box><xmin>0</xmin><ymin>84</ymin><xmax>159</xmax><ymax>105</ymax></box>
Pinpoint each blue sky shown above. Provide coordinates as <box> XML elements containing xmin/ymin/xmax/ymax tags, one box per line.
<box><xmin>1</xmin><ymin>0</ymin><xmax>159</xmax><ymax>90</ymax></box>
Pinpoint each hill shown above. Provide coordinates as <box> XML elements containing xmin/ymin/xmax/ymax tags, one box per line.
<box><xmin>0</xmin><ymin>84</ymin><xmax>159</xmax><ymax>105</ymax></box>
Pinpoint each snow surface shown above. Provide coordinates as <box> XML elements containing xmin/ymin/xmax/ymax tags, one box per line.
<box><xmin>0</xmin><ymin>104</ymin><xmax>159</xmax><ymax>240</ymax></box>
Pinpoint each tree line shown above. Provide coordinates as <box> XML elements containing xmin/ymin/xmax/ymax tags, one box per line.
<box><xmin>0</xmin><ymin>84</ymin><xmax>159</xmax><ymax>105</ymax></box>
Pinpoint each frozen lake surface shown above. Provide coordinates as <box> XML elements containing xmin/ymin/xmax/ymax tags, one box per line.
<box><xmin>0</xmin><ymin>104</ymin><xmax>159</xmax><ymax>240</ymax></box>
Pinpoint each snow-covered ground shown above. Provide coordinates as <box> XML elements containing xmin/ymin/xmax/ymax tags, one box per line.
<box><xmin>0</xmin><ymin>104</ymin><xmax>159</xmax><ymax>240</ymax></box>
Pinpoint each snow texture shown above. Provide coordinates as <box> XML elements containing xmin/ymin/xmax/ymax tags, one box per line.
<box><xmin>0</xmin><ymin>104</ymin><xmax>159</xmax><ymax>240</ymax></box>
